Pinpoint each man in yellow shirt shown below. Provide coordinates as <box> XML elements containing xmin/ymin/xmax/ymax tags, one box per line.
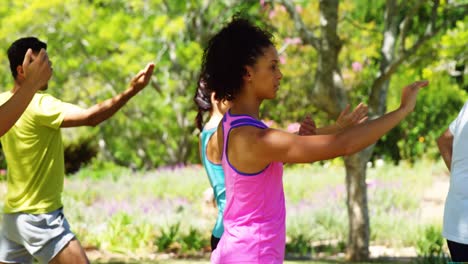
<box><xmin>0</xmin><ymin>37</ymin><xmax>155</xmax><ymax>264</ymax></box>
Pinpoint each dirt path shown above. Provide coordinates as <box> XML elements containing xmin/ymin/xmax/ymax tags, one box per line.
<box><xmin>420</xmin><ymin>174</ymin><xmax>450</xmax><ymax>221</ymax></box>
<box><xmin>368</xmin><ymin>173</ymin><xmax>450</xmax><ymax>259</ymax></box>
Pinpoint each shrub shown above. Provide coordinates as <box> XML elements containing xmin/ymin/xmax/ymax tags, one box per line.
<box><xmin>373</xmin><ymin>66</ymin><xmax>467</xmax><ymax>164</ymax></box>
<box><xmin>416</xmin><ymin>225</ymin><xmax>449</xmax><ymax>264</ymax></box>
<box><xmin>181</xmin><ymin>227</ymin><xmax>210</xmax><ymax>254</ymax></box>
<box><xmin>156</xmin><ymin>222</ymin><xmax>181</xmax><ymax>253</ymax></box>
<box><xmin>63</xmin><ymin>130</ymin><xmax>98</xmax><ymax>174</ymax></box>
<box><xmin>286</xmin><ymin>233</ymin><xmax>313</xmax><ymax>258</ymax></box>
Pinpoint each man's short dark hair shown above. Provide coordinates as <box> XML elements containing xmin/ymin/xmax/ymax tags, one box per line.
<box><xmin>7</xmin><ymin>37</ymin><xmax>47</xmax><ymax>79</ymax></box>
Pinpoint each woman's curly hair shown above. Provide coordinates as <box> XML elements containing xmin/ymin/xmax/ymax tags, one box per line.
<box><xmin>197</xmin><ymin>16</ymin><xmax>274</xmax><ymax>103</ymax></box>
<box><xmin>193</xmin><ymin>78</ymin><xmax>212</xmax><ymax>131</ymax></box>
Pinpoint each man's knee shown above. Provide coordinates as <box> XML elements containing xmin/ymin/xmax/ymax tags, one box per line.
<box><xmin>49</xmin><ymin>239</ymin><xmax>89</xmax><ymax>264</ymax></box>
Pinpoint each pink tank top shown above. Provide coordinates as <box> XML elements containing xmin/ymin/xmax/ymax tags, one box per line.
<box><xmin>211</xmin><ymin>110</ymin><xmax>285</xmax><ymax>264</ymax></box>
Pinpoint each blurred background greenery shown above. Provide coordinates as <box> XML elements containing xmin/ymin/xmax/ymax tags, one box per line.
<box><xmin>0</xmin><ymin>0</ymin><xmax>465</xmax><ymax>171</ymax></box>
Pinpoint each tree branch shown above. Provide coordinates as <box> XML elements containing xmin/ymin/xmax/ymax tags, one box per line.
<box><xmin>342</xmin><ymin>15</ymin><xmax>380</xmax><ymax>33</ymax></box>
<box><xmin>398</xmin><ymin>0</ymin><xmax>425</xmax><ymax>53</ymax></box>
<box><xmin>162</xmin><ymin>0</ymin><xmax>170</xmax><ymax>13</ymax></box>
<box><xmin>278</xmin><ymin>0</ymin><xmax>320</xmax><ymax>49</ymax></box>
<box><xmin>374</xmin><ymin>25</ymin><xmax>442</xmax><ymax>90</ymax></box>
<box><xmin>371</xmin><ymin>0</ymin><xmax>443</xmax><ymax>110</ymax></box>
<box><xmin>429</xmin><ymin>0</ymin><xmax>440</xmax><ymax>35</ymax></box>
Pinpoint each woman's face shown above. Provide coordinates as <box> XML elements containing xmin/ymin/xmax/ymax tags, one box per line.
<box><xmin>247</xmin><ymin>45</ymin><xmax>283</xmax><ymax>100</ymax></box>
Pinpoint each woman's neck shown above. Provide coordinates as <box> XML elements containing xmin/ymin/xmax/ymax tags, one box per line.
<box><xmin>205</xmin><ymin>110</ymin><xmax>224</xmax><ymax>130</ymax></box>
<box><xmin>230</xmin><ymin>95</ymin><xmax>262</xmax><ymax>120</ymax></box>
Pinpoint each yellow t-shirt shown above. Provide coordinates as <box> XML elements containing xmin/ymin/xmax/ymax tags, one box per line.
<box><xmin>0</xmin><ymin>92</ymin><xmax>81</xmax><ymax>214</ymax></box>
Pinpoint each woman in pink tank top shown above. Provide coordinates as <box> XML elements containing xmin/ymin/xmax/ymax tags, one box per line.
<box><xmin>199</xmin><ymin>16</ymin><xmax>428</xmax><ymax>264</ymax></box>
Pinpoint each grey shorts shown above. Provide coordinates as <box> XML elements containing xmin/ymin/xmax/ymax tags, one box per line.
<box><xmin>0</xmin><ymin>208</ymin><xmax>75</xmax><ymax>264</ymax></box>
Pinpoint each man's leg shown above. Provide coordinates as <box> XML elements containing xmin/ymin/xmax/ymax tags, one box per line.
<box><xmin>49</xmin><ymin>238</ymin><xmax>89</xmax><ymax>264</ymax></box>
<box><xmin>0</xmin><ymin>238</ymin><xmax>33</xmax><ymax>264</ymax></box>
<box><xmin>0</xmin><ymin>236</ymin><xmax>33</xmax><ymax>264</ymax></box>
<box><xmin>0</xmin><ymin>215</ymin><xmax>33</xmax><ymax>264</ymax></box>
<box><xmin>29</xmin><ymin>209</ymin><xmax>88</xmax><ymax>264</ymax></box>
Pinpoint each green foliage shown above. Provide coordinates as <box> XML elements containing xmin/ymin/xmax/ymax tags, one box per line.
<box><xmin>181</xmin><ymin>227</ymin><xmax>210</xmax><ymax>254</ymax></box>
<box><xmin>261</xmin><ymin>2</ymin><xmax>322</xmax><ymax>125</ymax></box>
<box><xmin>0</xmin><ymin>146</ymin><xmax>5</xmax><ymax>171</ymax></box>
<box><xmin>71</xmin><ymin>158</ymin><xmax>131</xmax><ymax>180</ymax></box>
<box><xmin>0</xmin><ymin>0</ymin><xmax>264</xmax><ymax>169</ymax></box>
<box><xmin>0</xmin><ymin>1</ymin><xmax>465</xmax><ymax>168</ymax></box>
<box><xmin>155</xmin><ymin>223</ymin><xmax>209</xmax><ymax>254</ymax></box>
<box><xmin>264</xmin><ymin>1</ymin><xmax>467</xmax><ymax>166</ymax></box>
<box><xmin>286</xmin><ymin>234</ymin><xmax>313</xmax><ymax>257</ymax></box>
<box><xmin>415</xmin><ymin>225</ymin><xmax>449</xmax><ymax>264</ymax></box>
<box><xmin>0</xmin><ymin>168</ymin><xmax>5</xmax><ymax>182</ymax></box>
<box><xmin>156</xmin><ymin>222</ymin><xmax>181</xmax><ymax>253</ymax></box>
<box><xmin>353</xmin><ymin>4</ymin><xmax>467</xmax><ymax>164</ymax></box>
<box><xmin>373</xmin><ymin>64</ymin><xmax>467</xmax><ymax>163</ymax></box>
<box><xmin>62</xmin><ymin>127</ymin><xmax>99</xmax><ymax>174</ymax></box>
<box><xmin>103</xmin><ymin>212</ymin><xmax>156</xmax><ymax>254</ymax></box>
<box><xmin>439</xmin><ymin>16</ymin><xmax>467</xmax><ymax>91</ymax></box>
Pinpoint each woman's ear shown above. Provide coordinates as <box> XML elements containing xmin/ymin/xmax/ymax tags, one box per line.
<box><xmin>210</xmin><ymin>91</ymin><xmax>218</xmax><ymax>104</ymax></box>
<box><xmin>243</xmin><ymin>66</ymin><xmax>253</xmax><ymax>82</ymax></box>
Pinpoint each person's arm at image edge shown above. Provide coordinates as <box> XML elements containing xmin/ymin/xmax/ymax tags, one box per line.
<box><xmin>437</xmin><ymin>128</ymin><xmax>453</xmax><ymax>171</ymax></box>
<box><xmin>0</xmin><ymin>49</ymin><xmax>51</xmax><ymax>136</ymax></box>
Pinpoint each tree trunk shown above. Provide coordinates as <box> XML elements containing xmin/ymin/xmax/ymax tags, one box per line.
<box><xmin>314</xmin><ymin>0</ymin><xmax>346</xmax><ymax>118</ymax></box>
<box><xmin>317</xmin><ymin>1</ymin><xmax>373</xmax><ymax>260</ymax></box>
<box><xmin>316</xmin><ymin>1</ymin><xmax>373</xmax><ymax>259</ymax></box>
<box><xmin>343</xmin><ymin>147</ymin><xmax>373</xmax><ymax>261</ymax></box>
<box><xmin>344</xmin><ymin>1</ymin><xmax>399</xmax><ymax>260</ymax></box>
<box><xmin>369</xmin><ymin>0</ymin><xmax>398</xmax><ymax>116</ymax></box>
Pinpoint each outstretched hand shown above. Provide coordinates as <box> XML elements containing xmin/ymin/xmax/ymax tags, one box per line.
<box><xmin>22</xmin><ymin>48</ymin><xmax>52</xmax><ymax>91</ymax></box>
<box><xmin>298</xmin><ymin>115</ymin><xmax>317</xmax><ymax>136</ymax></box>
<box><xmin>129</xmin><ymin>63</ymin><xmax>155</xmax><ymax>92</ymax></box>
<box><xmin>336</xmin><ymin>102</ymin><xmax>368</xmax><ymax>129</ymax></box>
<box><xmin>399</xmin><ymin>80</ymin><xmax>429</xmax><ymax>113</ymax></box>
